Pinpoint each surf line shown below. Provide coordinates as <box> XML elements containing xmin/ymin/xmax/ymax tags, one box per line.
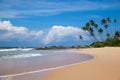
<box><xmin>0</xmin><ymin>54</ymin><xmax>96</xmax><ymax>78</ymax></box>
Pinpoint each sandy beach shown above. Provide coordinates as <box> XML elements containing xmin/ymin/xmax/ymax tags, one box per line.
<box><xmin>45</xmin><ymin>47</ymin><xmax>120</xmax><ymax>80</ymax></box>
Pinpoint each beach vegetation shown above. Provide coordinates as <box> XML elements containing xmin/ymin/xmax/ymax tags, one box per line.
<box><xmin>80</xmin><ymin>17</ymin><xmax>120</xmax><ymax>47</ymax></box>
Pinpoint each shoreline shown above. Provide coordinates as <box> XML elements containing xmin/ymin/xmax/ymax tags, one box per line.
<box><xmin>0</xmin><ymin>54</ymin><xmax>95</xmax><ymax>78</ymax></box>
<box><xmin>0</xmin><ymin>51</ymin><xmax>94</xmax><ymax>80</ymax></box>
<box><xmin>45</xmin><ymin>47</ymin><xmax>120</xmax><ymax>80</ymax></box>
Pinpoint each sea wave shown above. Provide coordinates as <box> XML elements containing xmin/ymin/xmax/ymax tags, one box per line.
<box><xmin>1</xmin><ymin>53</ymin><xmax>43</xmax><ymax>59</ymax></box>
<box><xmin>0</xmin><ymin>48</ymin><xmax>33</xmax><ymax>52</ymax></box>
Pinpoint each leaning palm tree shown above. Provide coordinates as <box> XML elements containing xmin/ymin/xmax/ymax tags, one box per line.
<box><xmin>93</xmin><ymin>23</ymin><xmax>104</xmax><ymax>41</ymax></box>
<box><xmin>114</xmin><ymin>19</ymin><xmax>118</xmax><ymax>31</ymax></box>
<box><xmin>98</xmin><ymin>28</ymin><xmax>104</xmax><ymax>41</ymax></box>
<box><xmin>89</xmin><ymin>27</ymin><xmax>98</xmax><ymax>42</ymax></box>
<box><xmin>79</xmin><ymin>35</ymin><xmax>83</xmax><ymax>40</ymax></box>
<box><xmin>104</xmin><ymin>24</ymin><xmax>110</xmax><ymax>38</ymax></box>
<box><xmin>85</xmin><ymin>23</ymin><xmax>97</xmax><ymax>42</ymax></box>
<box><xmin>101</xmin><ymin>19</ymin><xmax>106</xmax><ymax>25</ymax></box>
<box><xmin>106</xmin><ymin>33</ymin><xmax>110</xmax><ymax>39</ymax></box>
<box><xmin>90</xmin><ymin>20</ymin><xmax>95</xmax><ymax>26</ymax></box>
<box><xmin>114</xmin><ymin>19</ymin><xmax>120</xmax><ymax>34</ymax></box>
<box><xmin>114</xmin><ymin>31</ymin><xmax>120</xmax><ymax>39</ymax></box>
<box><xmin>84</xmin><ymin>22</ymin><xmax>97</xmax><ymax>42</ymax></box>
<box><xmin>89</xmin><ymin>20</ymin><xmax>99</xmax><ymax>42</ymax></box>
<box><xmin>86</xmin><ymin>22</ymin><xmax>90</xmax><ymax>30</ymax></box>
<box><xmin>82</xmin><ymin>26</ymin><xmax>93</xmax><ymax>42</ymax></box>
<box><xmin>101</xmin><ymin>18</ymin><xmax>110</xmax><ymax>39</ymax></box>
<box><xmin>113</xmin><ymin>19</ymin><xmax>119</xmax><ymax>39</ymax></box>
<box><xmin>106</xmin><ymin>17</ymin><xmax>117</xmax><ymax>38</ymax></box>
<box><xmin>107</xmin><ymin>17</ymin><xmax>111</xmax><ymax>23</ymax></box>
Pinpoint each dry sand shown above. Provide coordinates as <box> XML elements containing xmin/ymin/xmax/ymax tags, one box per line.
<box><xmin>45</xmin><ymin>47</ymin><xmax>120</xmax><ymax>80</ymax></box>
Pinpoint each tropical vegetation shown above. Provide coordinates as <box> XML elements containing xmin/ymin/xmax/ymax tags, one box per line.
<box><xmin>80</xmin><ymin>17</ymin><xmax>120</xmax><ymax>47</ymax></box>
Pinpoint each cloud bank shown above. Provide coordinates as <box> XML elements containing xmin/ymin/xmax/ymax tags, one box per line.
<box><xmin>43</xmin><ymin>26</ymin><xmax>85</xmax><ymax>44</ymax></box>
<box><xmin>0</xmin><ymin>20</ymin><xmax>86</xmax><ymax>46</ymax></box>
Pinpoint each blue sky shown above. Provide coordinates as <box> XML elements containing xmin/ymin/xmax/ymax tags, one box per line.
<box><xmin>0</xmin><ymin>0</ymin><xmax>120</xmax><ymax>47</ymax></box>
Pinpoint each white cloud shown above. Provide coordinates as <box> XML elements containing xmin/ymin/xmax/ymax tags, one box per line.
<box><xmin>0</xmin><ymin>20</ymin><xmax>88</xmax><ymax>45</ymax></box>
<box><xmin>43</xmin><ymin>26</ymin><xmax>85</xmax><ymax>44</ymax></box>
<box><xmin>0</xmin><ymin>20</ymin><xmax>43</xmax><ymax>41</ymax></box>
<box><xmin>0</xmin><ymin>20</ymin><xmax>28</xmax><ymax>34</ymax></box>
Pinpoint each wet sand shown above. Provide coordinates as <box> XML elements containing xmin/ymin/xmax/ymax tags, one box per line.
<box><xmin>45</xmin><ymin>47</ymin><xmax>120</xmax><ymax>80</ymax></box>
<box><xmin>0</xmin><ymin>52</ymin><xmax>94</xmax><ymax>80</ymax></box>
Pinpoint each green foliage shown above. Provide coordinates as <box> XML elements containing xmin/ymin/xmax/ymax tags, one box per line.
<box><xmin>104</xmin><ymin>38</ymin><xmax>120</xmax><ymax>46</ymax></box>
<box><xmin>90</xmin><ymin>42</ymin><xmax>105</xmax><ymax>48</ymax></box>
<box><xmin>90</xmin><ymin>38</ymin><xmax>120</xmax><ymax>47</ymax></box>
<box><xmin>80</xmin><ymin>17</ymin><xmax>120</xmax><ymax>47</ymax></box>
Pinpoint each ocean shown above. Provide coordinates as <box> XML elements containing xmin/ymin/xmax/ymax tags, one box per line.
<box><xmin>0</xmin><ymin>48</ymin><xmax>76</xmax><ymax>59</ymax></box>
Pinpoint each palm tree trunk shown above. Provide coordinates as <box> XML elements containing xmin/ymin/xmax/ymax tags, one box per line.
<box><xmin>93</xmin><ymin>35</ymin><xmax>98</xmax><ymax>42</ymax></box>
<box><xmin>95</xmin><ymin>28</ymin><xmax>104</xmax><ymax>42</ymax></box>
<box><xmin>99</xmin><ymin>33</ymin><xmax>104</xmax><ymax>41</ymax></box>
<box><xmin>85</xmin><ymin>32</ymin><xmax>94</xmax><ymax>43</ymax></box>
<box><xmin>105</xmin><ymin>29</ymin><xmax>110</xmax><ymax>38</ymax></box>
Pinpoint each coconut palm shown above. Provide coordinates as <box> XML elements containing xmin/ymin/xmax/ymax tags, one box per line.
<box><xmin>85</xmin><ymin>22</ymin><xmax>96</xmax><ymax>42</ymax></box>
<box><xmin>85</xmin><ymin>22</ymin><xmax>90</xmax><ymax>30</ymax></box>
<box><xmin>114</xmin><ymin>19</ymin><xmax>119</xmax><ymax>34</ymax></box>
<box><xmin>106</xmin><ymin>33</ymin><xmax>110</xmax><ymax>39</ymax></box>
<box><xmin>106</xmin><ymin>17</ymin><xmax>116</xmax><ymax>38</ymax></box>
<box><xmin>107</xmin><ymin>17</ymin><xmax>111</xmax><ymax>23</ymax></box>
<box><xmin>101</xmin><ymin>19</ymin><xmax>106</xmax><ymax>25</ymax></box>
<box><xmin>79</xmin><ymin>35</ymin><xmax>83</xmax><ymax>40</ymax></box>
<box><xmin>98</xmin><ymin>28</ymin><xmax>104</xmax><ymax>41</ymax></box>
<box><xmin>93</xmin><ymin>23</ymin><xmax>104</xmax><ymax>41</ymax></box>
<box><xmin>83</xmin><ymin>23</ymin><xmax>97</xmax><ymax>42</ymax></box>
<box><xmin>89</xmin><ymin>20</ymin><xmax>99</xmax><ymax>42</ymax></box>
<box><xmin>79</xmin><ymin>35</ymin><xmax>84</xmax><ymax>46</ymax></box>
<box><xmin>82</xmin><ymin>26</ymin><xmax>93</xmax><ymax>42</ymax></box>
<box><xmin>101</xmin><ymin>18</ymin><xmax>110</xmax><ymax>39</ymax></box>
<box><xmin>90</xmin><ymin>20</ymin><xmax>95</xmax><ymax>26</ymax></box>
<box><xmin>104</xmin><ymin>24</ymin><xmax>110</xmax><ymax>38</ymax></box>
<box><xmin>114</xmin><ymin>31</ymin><xmax>120</xmax><ymax>39</ymax></box>
<box><xmin>89</xmin><ymin>27</ymin><xmax>98</xmax><ymax>42</ymax></box>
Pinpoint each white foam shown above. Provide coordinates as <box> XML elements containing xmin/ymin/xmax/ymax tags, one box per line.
<box><xmin>0</xmin><ymin>48</ymin><xmax>20</xmax><ymax>52</ymax></box>
<box><xmin>1</xmin><ymin>53</ymin><xmax>43</xmax><ymax>59</ymax></box>
<box><xmin>0</xmin><ymin>48</ymin><xmax>33</xmax><ymax>52</ymax></box>
<box><xmin>20</xmin><ymin>48</ymin><xmax>33</xmax><ymax>51</ymax></box>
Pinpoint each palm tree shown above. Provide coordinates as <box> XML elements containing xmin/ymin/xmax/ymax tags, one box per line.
<box><xmin>101</xmin><ymin>18</ymin><xmax>111</xmax><ymax>39</ymax></box>
<box><xmin>79</xmin><ymin>35</ymin><xmax>83</xmax><ymax>46</ymax></box>
<box><xmin>98</xmin><ymin>28</ymin><xmax>104</xmax><ymax>41</ymax></box>
<box><xmin>82</xmin><ymin>26</ymin><xmax>93</xmax><ymax>42</ymax></box>
<box><xmin>85</xmin><ymin>22</ymin><xmax>96</xmax><ymax>42</ymax></box>
<box><xmin>113</xmin><ymin>19</ymin><xmax>120</xmax><ymax>39</ymax></box>
<box><xmin>86</xmin><ymin>22</ymin><xmax>90</xmax><ymax>30</ymax></box>
<box><xmin>93</xmin><ymin>23</ymin><xmax>104</xmax><ymax>41</ymax></box>
<box><xmin>106</xmin><ymin>17</ymin><xmax>116</xmax><ymax>38</ymax></box>
<box><xmin>89</xmin><ymin>27</ymin><xmax>98</xmax><ymax>42</ymax></box>
<box><xmin>90</xmin><ymin>20</ymin><xmax>95</xmax><ymax>26</ymax></box>
<box><xmin>106</xmin><ymin>33</ymin><xmax>110</xmax><ymax>39</ymax></box>
<box><xmin>101</xmin><ymin>19</ymin><xmax>106</xmax><ymax>25</ymax></box>
<box><xmin>114</xmin><ymin>19</ymin><xmax>118</xmax><ymax>32</ymax></box>
<box><xmin>79</xmin><ymin>35</ymin><xmax>83</xmax><ymax>40</ymax></box>
<box><xmin>89</xmin><ymin>20</ymin><xmax>99</xmax><ymax>42</ymax></box>
<box><xmin>104</xmin><ymin>24</ymin><xmax>110</xmax><ymax>38</ymax></box>
<box><xmin>114</xmin><ymin>31</ymin><xmax>120</xmax><ymax>39</ymax></box>
<box><xmin>107</xmin><ymin>17</ymin><xmax>111</xmax><ymax>23</ymax></box>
